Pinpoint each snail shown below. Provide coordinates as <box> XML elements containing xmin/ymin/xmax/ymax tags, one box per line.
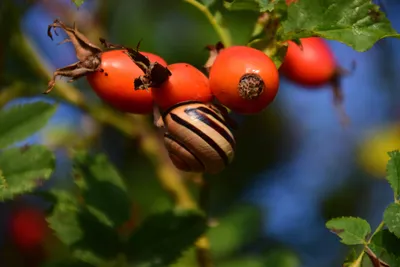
<box><xmin>154</xmin><ymin>101</ymin><xmax>237</xmax><ymax>174</ymax></box>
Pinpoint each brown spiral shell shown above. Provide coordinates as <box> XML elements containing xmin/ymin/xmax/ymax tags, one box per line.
<box><xmin>160</xmin><ymin>101</ymin><xmax>236</xmax><ymax>174</ymax></box>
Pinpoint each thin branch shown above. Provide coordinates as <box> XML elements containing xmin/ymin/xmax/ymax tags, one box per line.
<box><xmin>182</xmin><ymin>0</ymin><xmax>233</xmax><ymax>47</ymax></box>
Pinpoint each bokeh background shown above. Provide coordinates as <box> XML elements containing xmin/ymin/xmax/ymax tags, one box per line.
<box><xmin>1</xmin><ymin>0</ymin><xmax>400</xmax><ymax>266</ymax></box>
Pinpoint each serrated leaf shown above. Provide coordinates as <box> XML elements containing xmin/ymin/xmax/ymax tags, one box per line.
<box><xmin>46</xmin><ymin>189</ymin><xmax>122</xmax><ymax>264</ymax></box>
<box><xmin>74</xmin><ymin>211</ymin><xmax>122</xmax><ymax>260</ymax></box>
<box><xmin>280</xmin><ymin>0</ymin><xmax>400</xmax><ymax>52</ymax></box>
<box><xmin>0</xmin><ymin>145</ymin><xmax>55</xmax><ymax>201</ymax></box>
<box><xmin>72</xmin><ymin>0</ymin><xmax>85</xmax><ymax>7</ymax></box>
<box><xmin>386</xmin><ymin>150</ymin><xmax>400</xmax><ymax>199</ymax></box>
<box><xmin>46</xmin><ymin>190</ymin><xmax>82</xmax><ymax>246</ymax></box>
<box><xmin>0</xmin><ymin>102</ymin><xmax>57</xmax><ymax>149</ymax></box>
<box><xmin>383</xmin><ymin>203</ymin><xmax>400</xmax><ymax>238</ymax></box>
<box><xmin>369</xmin><ymin>229</ymin><xmax>400</xmax><ymax>266</ymax></box>
<box><xmin>343</xmin><ymin>248</ymin><xmax>358</xmax><ymax>266</ymax></box>
<box><xmin>224</xmin><ymin>0</ymin><xmax>274</xmax><ymax>11</ymax></box>
<box><xmin>208</xmin><ymin>204</ymin><xmax>262</xmax><ymax>258</ymax></box>
<box><xmin>73</xmin><ymin>151</ymin><xmax>131</xmax><ymax>228</ymax></box>
<box><xmin>326</xmin><ymin>217</ymin><xmax>371</xmax><ymax>245</ymax></box>
<box><xmin>126</xmin><ymin>209</ymin><xmax>208</xmax><ymax>266</ymax></box>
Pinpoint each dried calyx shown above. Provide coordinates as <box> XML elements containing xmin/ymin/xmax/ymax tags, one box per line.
<box><xmin>204</xmin><ymin>41</ymin><xmax>225</xmax><ymax>72</ymax></box>
<box><xmin>98</xmin><ymin>38</ymin><xmax>172</xmax><ymax>90</ymax></box>
<box><xmin>330</xmin><ymin>61</ymin><xmax>356</xmax><ymax>127</ymax></box>
<box><xmin>46</xmin><ymin>19</ymin><xmax>103</xmax><ymax>94</ymax></box>
<box><xmin>45</xmin><ymin>19</ymin><xmax>171</xmax><ymax>94</ymax></box>
<box><xmin>238</xmin><ymin>73</ymin><xmax>265</xmax><ymax>100</ymax></box>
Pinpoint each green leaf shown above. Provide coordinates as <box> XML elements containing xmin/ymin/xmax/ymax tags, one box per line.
<box><xmin>73</xmin><ymin>151</ymin><xmax>131</xmax><ymax>228</ymax></box>
<box><xmin>0</xmin><ymin>102</ymin><xmax>57</xmax><ymax>149</ymax></box>
<box><xmin>126</xmin><ymin>209</ymin><xmax>208</xmax><ymax>266</ymax></box>
<box><xmin>224</xmin><ymin>0</ymin><xmax>274</xmax><ymax>11</ymax></box>
<box><xmin>46</xmin><ymin>190</ymin><xmax>82</xmax><ymax>246</ymax></box>
<box><xmin>326</xmin><ymin>217</ymin><xmax>371</xmax><ymax>245</ymax></box>
<box><xmin>0</xmin><ymin>145</ymin><xmax>55</xmax><ymax>201</ymax></box>
<box><xmin>208</xmin><ymin>204</ymin><xmax>262</xmax><ymax>258</ymax></box>
<box><xmin>383</xmin><ymin>203</ymin><xmax>400</xmax><ymax>238</ymax></box>
<box><xmin>74</xmin><ymin>211</ymin><xmax>122</xmax><ymax>260</ymax></box>
<box><xmin>71</xmin><ymin>0</ymin><xmax>85</xmax><ymax>7</ymax></box>
<box><xmin>386</xmin><ymin>150</ymin><xmax>400</xmax><ymax>199</ymax></box>
<box><xmin>342</xmin><ymin>248</ymin><xmax>358</xmax><ymax>267</ymax></box>
<box><xmin>46</xmin><ymin>189</ymin><xmax>122</xmax><ymax>264</ymax></box>
<box><xmin>369</xmin><ymin>229</ymin><xmax>400</xmax><ymax>266</ymax></box>
<box><xmin>280</xmin><ymin>0</ymin><xmax>400</xmax><ymax>52</ymax></box>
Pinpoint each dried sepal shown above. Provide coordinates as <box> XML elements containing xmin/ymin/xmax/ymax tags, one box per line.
<box><xmin>45</xmin><ymin>58</ymin><xmax>101</xmax><ymax>94</ymax></box>
<box><xmin>99</xmin><ymin>38</ymin><xmax>172</xmax><ymax>90</ymax></box>
<box><xmin>45</xmin><ymin>19</ymin><xmax>104</xmax><ymax>94</ymax></box>
<box><xmin>330</xmin><ymin>61</ymin><xmax>356</xmax><ymax>127</ymax></box>
<box><xmin>124</xmin><ymin>49</ymin><xmax>171</xmax><ymax>90</ymax></box>
<box><xmin>153</xmin><ymin>104</ymin><xmax>165</xmax><ymax>129</ymax></box>
<box><xmin>47</xmin><ymin>19</ymin><xmax>102</xmax><ymax>61</ymax></box>
<box><xmin>204</xmin><ymin>42</ymin><xmax>224</xmax><ymax>72</ymax></box>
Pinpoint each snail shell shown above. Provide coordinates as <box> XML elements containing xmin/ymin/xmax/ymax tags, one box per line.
<box><xmin>158</xmin><ymin>101</ymin><xmax>236</xmax><ymax>174</ymax></box>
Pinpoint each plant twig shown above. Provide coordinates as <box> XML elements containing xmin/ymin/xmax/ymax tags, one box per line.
<box><xmin>367</xmin><ymin>221</ymin><xmax>385</xmax><ymax>243</ymax></box>
<box><xmin>182</xmin><ymin>0</ymin><xmax>233</xmax><ymax>47</ymax></box>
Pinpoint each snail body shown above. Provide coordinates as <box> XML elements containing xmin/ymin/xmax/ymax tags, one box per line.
<box><xmin>157</xmin><ymin>101</ymin><xmax>236</xmax><ymax>174</ymax></box>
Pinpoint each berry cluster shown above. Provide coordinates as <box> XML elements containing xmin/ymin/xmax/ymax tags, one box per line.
<box><xmin>45</xmin><ymin>19</ymin><xmax>344</xmax><ymax>174</ymax></box>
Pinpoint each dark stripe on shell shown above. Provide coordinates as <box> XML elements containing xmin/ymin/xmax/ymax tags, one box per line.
<box><xmin>164</xmin><ymin>133</ymin><xmax>205</xmax><ymax>170</ymax></box>
<box><xmin>185</xmin><ymin>107</ymin><xmax>236</xmax><ymax>149</ymax></box>
<box><xmin>161</xmin><ymin>100</ymin><xmax>205</xmax><ymax>121</ymax></box>
<box><xmin>169</xmin><ymin>113</ymin><xmax>229</xmax><ymax>166</ymax></box>
<box><xmin>193</xmin><ymin>107</ymin><xmax>228</xmax><ymax>128</ymax></box>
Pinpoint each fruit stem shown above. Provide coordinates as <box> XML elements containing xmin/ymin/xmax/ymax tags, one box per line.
<box><xmin>183</xmin><ymin>0</ymin><xmax>233</xmax><ymax>47</ymax></box>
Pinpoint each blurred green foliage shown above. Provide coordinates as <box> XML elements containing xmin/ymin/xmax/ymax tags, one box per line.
<box><xmin>1</xmin><ymin>0</ymin><xmax>400</xmax><ymax>267</ymax></box>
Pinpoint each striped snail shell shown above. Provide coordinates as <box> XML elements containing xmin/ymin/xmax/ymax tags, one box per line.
<box><xmin>157</xmin><ymin>101</ymin><xmax>236</xmax><ymax>174</ymax></box>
